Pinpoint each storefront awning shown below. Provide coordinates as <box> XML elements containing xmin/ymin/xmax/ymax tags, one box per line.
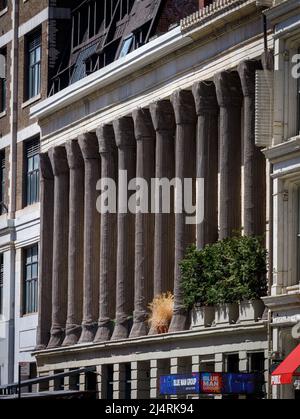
<box><xmin>271</xmin><ymin>344</ymin><xmax>300</xmax><ymax>385</ymax></box>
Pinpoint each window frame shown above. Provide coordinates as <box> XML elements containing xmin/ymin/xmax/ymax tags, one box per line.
<box><xmin>0</xmin><ymin>151</ymin><xmax>6</xmax><ymax>215</ymax></box>
<box><xmin>0</xmin><ymin>0</ymin><xmax>7</xmax><ymax>13</ymax></box>
<box><xmin>23</xmin><ymin>244</ymin><xmax>39</xmax><ymax>316</ymax></box>
<box><xmin>25</xmin><ymin>29</ymin><xmax>42</xmax><ymax>101</ymax></box>
<box><xmin>24</xmin><ymin>137</ymin><xmax>40</xmax><ymax>207</ymax></box>
<box><xmin>0</xmin><ymin>47</ymin><xmax>6</xmax><ymax>114</ymax></box>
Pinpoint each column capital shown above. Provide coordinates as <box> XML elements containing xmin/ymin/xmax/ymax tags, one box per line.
<box><xmin>132</xmin><ymin>108</ymin><xmax>155</xmax><ymax>141</ymax></box>
<box><xmin>48</xmin><ymin>146</ymin><xmax>69</xmax><ymax>176</ymax></box>
<box><xmin>149</xmin><ymin>100</ymin><xmax>176</xmax><ymax>132</ymax></box>
<box><xmin>192</xmin><ymin>81</ymin><xmax>218</xmax><ymax>115</ymax></box>
<box><xmin>39</xmin><ymin>153</ymin><xmax>54</xmax><ymax>180</ymax></box>
<box><xmin>78</xmin><ymin>132</ymin><xmax>100</xmax><ymax>160</ymax></box>
<box><xmin>214</xmin><ymin>71</ymin><xmax>243</xmax><ymax>108</ymax></box>
<box><xmin>96</xmin><ymin>124</ymin><xmax>116</xmax><ymax>154</ymax></box>
<box><xmin>65</xmin><ymin>140</ymin><xmax>84</xmax><ymax>170</ymax></box>
<box><xmin>170</xmin><ymin>90</ymin><xmax>196</xmax><ymax>125</ymax></box>
<box><xmin>113</xmin><ymin>116</ymin><xmax>136</xmax><ymax>148</ymax></box>
<box><xmin>237</xmin><ymin>60</ymin><xmax>262</xmax><ymax>98</ymax></box>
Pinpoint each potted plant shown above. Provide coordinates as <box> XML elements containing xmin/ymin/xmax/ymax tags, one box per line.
<box><xmin>180</xmin><ymin>236</ymin><xmax>268</xmax><ymax>328</ymax></box>
<box><xmin>180</xmin><ymin>245</ymin><xmax>217</xmax><ymax>329</ymax></box>
<box><xmin>148</xmin><ymin>292</ymin><xmax>174</xmax><ymax>334</ymax></box>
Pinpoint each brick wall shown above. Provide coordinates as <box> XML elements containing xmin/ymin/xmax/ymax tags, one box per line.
<box><xmin>16</xmin><ymin>141</ymin><xmax>24</xmax><ymax>211</ymax></box>
<box><xmin>0</xmin><ymin>41</ymin><xmax>12</xmax><ymax>138</ymax></box>
<box><xmin>0</xmin><ymin>1</ymin><xmax>12</xmax><ymax>35</ymax></box>
<box><xmin>19</xmin><ymin>0</ymin><xmax>48</xmax><ymax>26</ymax></box>
<box><xmin>157</xmin><ymin>0</ymin><xmax>199</xmax><ymax>33</ymax></box>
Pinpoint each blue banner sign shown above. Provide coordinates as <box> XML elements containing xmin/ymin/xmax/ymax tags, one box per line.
<box><xmin>160</xmin><ymin>374</ymin><xmax>200</xmax><ymax>395</ymax></box>
<box><xmin>160</xmin><ymin>373</ymin><xmax>263</xmax><ymax>396</ymax></box>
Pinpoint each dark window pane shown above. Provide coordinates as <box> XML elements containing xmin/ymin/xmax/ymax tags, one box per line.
<box><xmin>25</xmin><ymin>138</ymin><xmax>40</xmax><ymax>206</ymax></box>
<box><xmin>23</xmin><ymin>245</ymin><xmax>38</xmax><ymax>315</ymax></box>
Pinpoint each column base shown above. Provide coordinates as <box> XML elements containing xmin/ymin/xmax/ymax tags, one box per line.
<box><xmin>129</xmin><ymin>321</ymin><xmax>149</xmax><ymax>338</ymax></box>
<box><xmin>47</xmin><ymin>329</ymin><xmax>65</xmax><ymax>349</ymax></box>
<box><xmin>111</xmin><ymin>318</ymin><xmax>132</xmax><ymax>341</ymax></box>
<box><xmin>94</xmin><ymin>321</ymin><xmax>114</xmax><ymax>343</ymax></box>
<box><xmin>62</xmin><ymin>324</ymin><xmax>82</xmax><ymax>346</ymax></box>
<box><xmin>148</xmin><ymin>327</ymin><xmax>158</xmax><ymax>336</ymax></box>
<box><xmin>168</xmin><ymin>311</ymin><xmax>189</xmax><ymax>333</ymax></box>
<box><xmin>79</xmin><ymin>323</ymin><xmax>97</xmax><ymax>343</ymax></box>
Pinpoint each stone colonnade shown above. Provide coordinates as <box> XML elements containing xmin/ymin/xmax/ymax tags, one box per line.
<box><xmin>36</xmin><ymin>62</ymin><xmax>266</xmax><ymax>349</ymax></box>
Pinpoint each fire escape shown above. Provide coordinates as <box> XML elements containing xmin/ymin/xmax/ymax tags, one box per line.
<box><xmin>49</xmin><ymin>0</ymin><xmax>170</xmax><ymax>95</ymax></box>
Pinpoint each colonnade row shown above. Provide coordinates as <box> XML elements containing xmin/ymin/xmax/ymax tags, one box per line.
<box><xmin>36</xmin><ymin>60</ymin><xmax>266</xmax><ymax>350</ymax></box>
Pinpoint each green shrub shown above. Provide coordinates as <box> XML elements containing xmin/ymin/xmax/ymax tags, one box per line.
<box><xmin>180</xmin><ymin>236</ymin><xmax>268</xmax><ymax>310</ymax></box>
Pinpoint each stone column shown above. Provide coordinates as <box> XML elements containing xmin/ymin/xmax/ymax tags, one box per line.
<box><xmin>130</xmin><ymin>108</ymin><xmax>155</xmax><ymax>338</ymax></box>
<box><xmin>36</xmin><ymin>153</ymin><xmax>54</xmax><ymax>350</ymax></box>
<box><xmin>214</xmin><ymin>71</ymin><xmax>243</xmax><ymax>240</ymax></box>
<box><xmin>238</xmin><ymin>61</ymin><xmax>266</xmax><ymax>236</ymax></box>
<box><xmin>192</xmin><ymin>81</ymin><xmax>219</xmax><ymax>249</ymax></box>
<box><xmin>47</xmin><ymin>147</ymin><xmax>69</xmax><ymax>349</ymax></box>
<box><xmin>150</xmin><ymin>100</ymin><xmax>175</xmax><ymax>300</ymax></box>
<box><xmin>169</xmin><ymin>90</ymin><xmax>197</xmax><ymax>333</ymax></box>
<box><xmin>95</xmin><ymin>125</ymin><xmax>117</xmax><ymax>342</ymax></box>
<box><xmin>111</xmin><ymin>117</ymin><xmax>136</xmax><ymax>340</ymax></box>
<box><xmin>62</xmin><ymin>140</ymin><xmax>84</xmax><ymax>346</ymax></box>
<box><xmin>78</xmin><ymin>133</ymin><xmax>101</xmax><ymax>343</ymax></box>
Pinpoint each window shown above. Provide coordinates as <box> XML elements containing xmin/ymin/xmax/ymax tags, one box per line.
<box><xmin>0</xmin><ymin>0</ymin><xmax>7</xmax><ymax>12</ymax></box>
<box><xmin>0</xmin><ymin>254</ymin><xmax>3</xmax><ymax>315</ymax></box>
<box><xmin>298</xmin><ymin>48</ymin><xmax>300</xmax><ymax>134</ymax></box>
<box><xmin>0</xmin><ymin>48</ymin><xmax>6</xmax><ymax>113</ymax></box>
<box><xmin>226</xmin><ymin>354</ymin><xmax>240</xmax><ymax>373</ymax></box>
<box><xmin>25</xmin><ymin>138</ymin><xmax>40</xmax><ymax>206</ymax></box>
<box><xmin>119</xmin><ymin>35</ymin><xmax>133</xmax><ymax>58</ymax></box>
<box><xmin>0</xmin><ymin>151</ymin><xmax>6</xmax><ymax>214</ymax></box>
<box><xmin>26</xmin><ymin>30</ymin><xmax>41</xmax><ymax>100</ymax></box>
<box><xmin>23</xmin><ymin>245</ymin><xmax>38</xmax><ymax>315</ymax></box>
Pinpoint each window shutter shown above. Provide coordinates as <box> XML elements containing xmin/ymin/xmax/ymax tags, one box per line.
<box><xmin>255</xmin><ymin>70</ymin><xmax>274</xmax><ymax>148</ymax></box>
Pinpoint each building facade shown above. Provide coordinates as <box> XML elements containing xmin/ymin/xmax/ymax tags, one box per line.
<box><xmin>31</xmin><ymin>0</ymin><xmax>272</xmax><ymax>399</ymax></box>
<box><xmin>0</xmin><ymin>0</ymin><xmax>77</xmax><ymax>385</ymax></box>
<box><xmin>1</xmin><ymin>0</ymin><xmax>300</xmax><ymax>399</ymax></box>
<box><xmin>263</xmin><ymin>0</ymin><xmax>300</xmax><ymax>400</ymax></box>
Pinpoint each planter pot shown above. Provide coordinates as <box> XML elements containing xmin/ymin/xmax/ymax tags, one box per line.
<box><xmin>191</xmin><ymin>305</ymin><xmax>215</xmax><ymax>329</ymax></box>
<box><xmin>215</xmin><ymin>304</ymin><xmax>239</xmax><ymax>326</ymax></box>
<box><xmin>238</xmin><ymin>300</ymin><xmax>265</xmax><ymax>323</ymax></box>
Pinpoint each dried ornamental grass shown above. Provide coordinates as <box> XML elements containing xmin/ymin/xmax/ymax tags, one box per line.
<box><xmin>148</xmin><ymin>292</ymin><xmax>174</xmax><ymax>334</ymax></box>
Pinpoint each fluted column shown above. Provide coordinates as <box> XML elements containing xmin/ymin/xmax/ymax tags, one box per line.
<box><xmin>78</xmin><ymin>133</ymin><xmax>101</xmax><ymax>343</ymax></box>
<box><xmin>94</xmin><ymin>125</ymin><xmax>117</xmax><ymax>342</ymax></box>
<box><xmin>62</xmin><ymin>140</ymin><xmax>84</xmax><ymax>346</ymax></box>
<box><xmin>238</xmin><ymin>60</ymin><xmax>266</xmax><ymax>236</ymax></box>
<box><xmin>36</xmin><ymin>153</ymin><xmax>54</xmax><ymax>350</ymax></box>
<box><xmin>192</xmin><ymin>81</ymin><xmax>219</xmax><ymax>249</ymax></box>
<box><xmin>111</xmin><ymin>117</ymin><xmax>136</xmax><ymax>340</ymax></box>
<box><xmin>149</xmin><ymin>100</ymin><xmax>175</xmax><ymax>297</ymax></box>
<box><xmin>214</xmin><ymin>71</ymin><xmax>243</xmax><ymax>240</ymax></box>
<box><xmin>169</xmin><ymin>90</ymin><xmax>197</xmax><ymax>333</ymax></box>
<box><xmin>130</xmin><ymin>109</ymin><xmax>155</xmax><ymax>338</ymax></box>
<box><xmin>47</xmin><ymin>147</ymin><xmax>69</xmax><ymax>349</ymax></box>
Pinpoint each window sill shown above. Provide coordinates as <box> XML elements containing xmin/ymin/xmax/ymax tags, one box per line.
<box><xmin>22</xmin><ymin>94</ymin><xmax>41</xmax><ymax>109</ymax></box>
<box><xmin>0</xmin><ymin>7</ymin><xmax>8</xmax><ymax>18</ymax></box>
<box><xmin>0</xmin><ymin>110</ymin><xmax>6</xmax><ymax>119</ymax></box>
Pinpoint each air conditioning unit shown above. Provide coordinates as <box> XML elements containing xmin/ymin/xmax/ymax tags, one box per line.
<box><xmin>0</xmin><ymin>53</ymin><xmax>5</xmax><ymax>79</ymax></box>
<box><xmin>255</xmin><ymin>70</ymin><xmax>274</xmax><ymax>148</ymax></box>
